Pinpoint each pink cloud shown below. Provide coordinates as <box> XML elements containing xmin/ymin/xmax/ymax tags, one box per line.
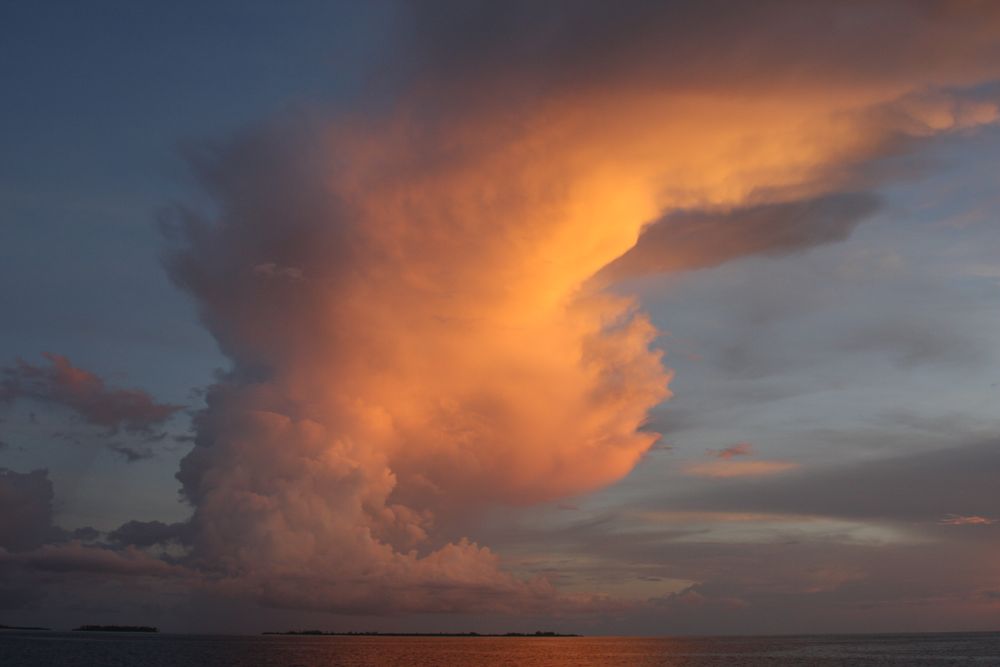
<box><xmin>682</xmin><ymin>459</ymin><xmax>801</xmax><ymax>479</ymax></box>
<box><xmin>939</xmin><ymin>514</ymin><xmax>996</xmax><ymax>526</ymax></box>
<box><xmin>709</xmin><ymin>442</ymin><xmax>754</xmax><ymax>460</ymax></box>
<box><xmin>1</xmin><ymin>353</ymin><xmax>182</xmax><ymax>434</ymax></box>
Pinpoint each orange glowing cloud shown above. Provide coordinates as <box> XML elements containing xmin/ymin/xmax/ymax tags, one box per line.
<box><xmin>150</xmin><ymin>2</ymin><xmax>1000</xmax><ymax>613</ymax></box>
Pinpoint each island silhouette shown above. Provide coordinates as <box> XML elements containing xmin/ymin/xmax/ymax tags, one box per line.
<box><xmin>263</xmin><ymin>630</ymin><xmax>579</xmax><ymax>637</ymax></box>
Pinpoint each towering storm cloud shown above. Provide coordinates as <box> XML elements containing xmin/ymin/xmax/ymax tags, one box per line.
<box><xmin>161</xmin><ymin>108</ymin><xmax>672</xmax><ymax>612</ymax></box>
<box><xmin>8</xmin><ymin>1</ymin><xmax>998</xmax><ymax>619</ymax></box>
<box><xmin>152</xmin><ymin>0</ymin><xmax>1000</xmax><ymax>613</ymax></box>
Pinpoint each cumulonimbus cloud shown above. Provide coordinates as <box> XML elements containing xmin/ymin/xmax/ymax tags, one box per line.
<box><xmin>7</xmin><ymin>1</ymin><xmax>1000</xmax><ymax>618</ymax></box>
<box><xmin>149</xmin><ymin>1</ymin><xmax>1000</xmax><ymax>614</ymax></box>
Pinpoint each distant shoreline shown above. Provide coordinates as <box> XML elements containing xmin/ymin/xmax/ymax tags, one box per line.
<box><xmin>262</xmin><ymin>630</ymin><xmax>580</xmax><ymax>637</ymax></box>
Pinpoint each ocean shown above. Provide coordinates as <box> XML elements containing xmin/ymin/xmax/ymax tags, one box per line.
<box><xmin>2</xmin><ymin>630</ymin><xmax>999</xmax><ymax>665</ymax></box>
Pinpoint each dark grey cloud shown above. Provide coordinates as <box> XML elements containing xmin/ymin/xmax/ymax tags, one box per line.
<box><xmin>0</xmin><ymin>468</ymin><xmax>188</xmax><ymax>612</ymax></box>
<box><xmin>70</xmin><ymin>526</ymin><xmax>101</xmax><ymax>542</ymax></box>
<box><xmin>0</xmin><ymin>468</ymin><xmax>103</xmax><ymax>554</ymax></box>
<box><xmin>108</xmin><ymin>520</ymin><xmax>190</xmax><ymax>548</ymax></box>
<box><xmin>1</xmin><ymin>353</ymin><xmax>182</xmax><ymax>434</ymax></box>
<box><xmin>662</xmin><ymin>439</ymin><xmax>1000</xmax><ymax>523</ymax></box>
<box><xmin>598</xmin><ymin>192</ymin><xmax>879</xmax><ymax>282</ymax></box>
<box><xmin>402</xmin><ymin>1</ymin><xmax>1000</xmax><ymax>101</ymax></box>
<box><xmin>0</xmin><ymin>543</ymin><xmax>183</xmax><ymax>577</ymax></box>
<box><xmin>107</xmin><ymin>443</ymin><xmax>154</xmax><ymax>463</ymax></box>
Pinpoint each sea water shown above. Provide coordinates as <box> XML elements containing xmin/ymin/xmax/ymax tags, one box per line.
<box><xmin>2</xmin><ymin>630</ymin><xmax>1000</xmax><ymax>665</ymax></box>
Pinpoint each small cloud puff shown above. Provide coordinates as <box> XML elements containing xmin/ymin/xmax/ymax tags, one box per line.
<box><xmin>684</xmin><ymin>443</ymin><xmax>799</xmax><ymax>478</ymax></box>
<box><xmin>709</xmin><ymin>442</ymin><xmax>754</xmax><ymax>460</ymax></box>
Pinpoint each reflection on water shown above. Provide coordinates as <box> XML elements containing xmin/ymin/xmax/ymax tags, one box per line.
<box><xmin>2</xmin><ymin>631</ymin><xmax>999</xmax><ymax>666</ymax></box>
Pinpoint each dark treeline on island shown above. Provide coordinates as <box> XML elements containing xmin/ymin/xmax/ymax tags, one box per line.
<box><xmin>74</xmin><ymin>625</ymin><xmax>158</xmax><ymax>633</ymax></box>
<box><xmin>0</xmin><ymin>624</ymin><xmax>51</xmax><ymax>631</ymax></box>
<box><xmin>263</xmin><ymin>630</ymin><xmax>579</xmax><ymax>637</ymax></box>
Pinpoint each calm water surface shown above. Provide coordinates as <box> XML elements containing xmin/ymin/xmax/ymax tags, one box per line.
<box><xmin>2</xmin><ymin>631</ymin><xmax>1000</xmax><ymax>666</ymax></box>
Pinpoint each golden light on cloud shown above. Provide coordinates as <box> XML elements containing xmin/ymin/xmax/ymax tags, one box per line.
<box><xmin>163</xmin><ymin>83</ymin><xmax>998</xmax><ymax>612</ymax></box>
<box><xmin>153</xmin><ymin>1</ymin><xmax>1000</xmax><ymax>614</ymax></box>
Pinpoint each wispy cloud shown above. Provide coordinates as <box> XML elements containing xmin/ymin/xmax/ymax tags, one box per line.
<box><xmin>1</xmin><ymin>353</ymin><xmax>182</xmax><ymax>434</ymax></box>
<box><xmin>940</xmin><ymin>514</ymin><xmax>996</xmax><ymax>526</ymax></box>
<box><xmin>682</xmin><ymin>459</ymin><xmax>800</xmax><ymax>479</ymax></box>
<box><xmin>682</xmin><ymin>442</ymin><xmax>798</xmax><ymax>478</ymax></box>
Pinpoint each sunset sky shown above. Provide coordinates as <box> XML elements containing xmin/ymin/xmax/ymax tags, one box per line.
<box><xmin>2</xmin><ymin>1</ymin><xmax>1000</xmax><ymax>635</ymax></box>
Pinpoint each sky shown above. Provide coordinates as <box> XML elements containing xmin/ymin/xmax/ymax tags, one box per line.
<box><xmin>1</xmin><ymin>0</ymin><xmax>999</xmax><ymax>635</ymax></box>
